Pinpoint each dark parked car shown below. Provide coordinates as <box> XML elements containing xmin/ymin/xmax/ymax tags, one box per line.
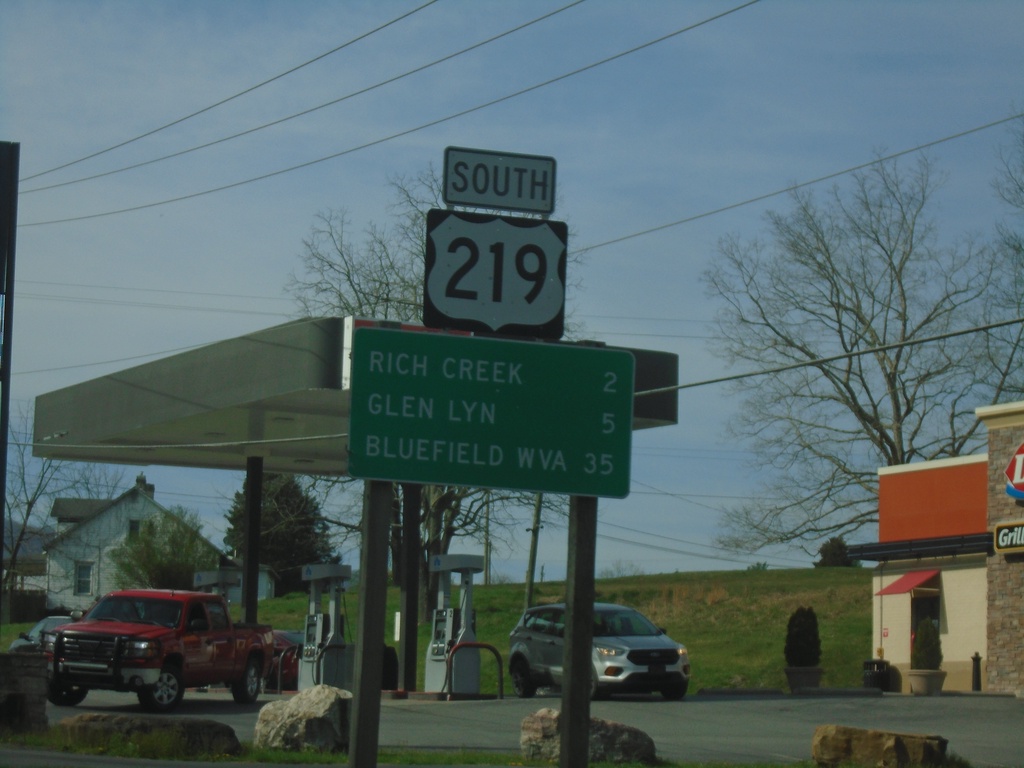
<box><xmin>8</xmin><ymin>615</ymin><xmax>72</xmax><ymax>653</ymax></box>
<box><xmin>508</xmin><ymin>602</ymin><xmax>690</xmax><ymax>700</ymax></box>
<box><xmin>265</xmin><ymin>629</ymin><xmax>303</xmax><ymax>691</ymax></box>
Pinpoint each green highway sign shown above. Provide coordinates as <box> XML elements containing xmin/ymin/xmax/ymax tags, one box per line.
<box><xmin>348</xmin><ymin>327</ymin><xmax>634</xmax><ymax>497</ymax></box>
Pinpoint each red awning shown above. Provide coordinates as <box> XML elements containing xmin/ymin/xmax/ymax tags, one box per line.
<box><xmin>875</xmin><ymin>569</ymin><xmax>940</xmax><ymax>596</ymax></box>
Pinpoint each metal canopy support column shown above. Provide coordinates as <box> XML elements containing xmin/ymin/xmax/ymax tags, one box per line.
<box><xmin>243</xmin><ymin>456</ymin><xmax>263</xmax><ymax>623</ymax></box>
<box><xmin>561</xmin><ymin>495</ymin><xmax>597</xmax><ymax>768</ymax></box>
<box><xmin>349</xmin><ymin>479</ymin><xmax>390</xmax><ymax>768</ymax></box>
<box><xmin>399</xmin><ymin>483</ymin><xmax>422</xmax><ymax>691</ymax></box>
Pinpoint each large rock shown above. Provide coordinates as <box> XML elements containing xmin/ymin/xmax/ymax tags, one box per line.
<box><xmin>521</xmin><ymin>707</ymin><xmax>657</xmax><ymax>764</ymax></box>
<box><xmin>59</xmin><ymin>713</ymin><xmax>241</xmax><ymax>756</ymax></box>
<box><xmin>253</xmin><ymin>684</ymin><xmax>352</xmax><ymax>753</ymax></box>
<box><xmin>812</xmin><ymin>724</ymin><xmax>948</xmax><ymax>768</ymax></box>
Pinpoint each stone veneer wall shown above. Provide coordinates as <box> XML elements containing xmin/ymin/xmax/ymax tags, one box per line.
<box><xmin>0</xmin><ymin>653</ymin><xmax>48</xmax><ymax>731</ymax></box>
<box><xmin>980</xmin><ymin>404</ymin><xmax>1024</xmax><ymax>695</ymax></box>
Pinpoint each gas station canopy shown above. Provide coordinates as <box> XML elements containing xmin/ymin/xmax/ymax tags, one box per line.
<box><xmin>33</xmin><ymin>318</ymin><xmax>354</xmax><ymax>475</ymax></box>
<box><xmin>32</xmin><ymin>317</ymin><xmax>678</xmax><ymax>475</ymax></box>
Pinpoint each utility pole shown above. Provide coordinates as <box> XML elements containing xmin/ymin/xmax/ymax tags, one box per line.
<box><xmin>0</xmin><ymin>143</ymin><xmax>20</xmax><ymax>627</ymax></box>
<box><xmin>524</xmin><ymin>493</ymin><xmax>543</xmax><ymax>610</ymax></box>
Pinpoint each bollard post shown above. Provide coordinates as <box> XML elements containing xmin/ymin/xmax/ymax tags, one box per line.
<box><xmin>971</xmin><ymin>652</ymin><xmax>982</xmax><ymax>691</ymax></box>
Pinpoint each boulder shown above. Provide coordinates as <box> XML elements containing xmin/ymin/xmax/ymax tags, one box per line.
<box><xmin>253</xmin><ymin>684</ymin><xmax>351</xmax><ymax>753</ymax></box>
<box><xmin>58</xmin><ymin>713</ymin><xmax>241</xmax><ymax>756</ymax></box>
<box><xmin>521</xmin><ymin>707</ymin><xmax>657</xmax><ymax>764</ymax></box>
<box><xmin>812</xmin><ymin>724</ymin><xmax>948</xmax><ymax>768</ymax></box>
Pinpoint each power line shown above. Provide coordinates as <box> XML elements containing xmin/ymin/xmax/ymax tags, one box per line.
<box><xmin>18</xmin><ymin>0</ymin><xmax>441</xmax><ymax>183</ymax></box>
<box><xmin>20</xmin><ymin>0</ymin><xmax>587</xmax><ymax>195</ymax></box>
<box><xmin>577</xmin><ymin>111</ymin><xmax>1024</xmax><ymax>254</ymax></box>
<box><xmin>20</xmin><ymin>0</ymin><xmax>762</xmax><ymax>227</ymax></box>
<box><xmin>597</xmin><ymin>531</ymin><xmax>796</xmax><ymax>568</ymax></box>
<box><xmin>636</xmin><ymin>314</ymin><xmax>1024</xmax><ymax>397</ymax></box>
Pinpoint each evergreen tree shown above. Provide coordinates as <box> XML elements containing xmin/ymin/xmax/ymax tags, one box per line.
<box><xmin>814</xmin><ymin>536</ymin><xmax>859</xmax><ymax>567</ymax></box>
<box><xmin>223</xmin><ymin>474</ymin><xmax>335</xmax><ymax>595</ymax></box>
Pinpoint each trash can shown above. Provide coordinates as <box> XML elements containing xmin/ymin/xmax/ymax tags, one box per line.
<box><xmin>862</xmin><ymin>659</ymin><xmax>890</xmax><ymax>691</ymax></box>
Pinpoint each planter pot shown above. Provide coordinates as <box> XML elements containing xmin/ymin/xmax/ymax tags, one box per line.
<box><xmin>907</xmin><ymin>669</ymin><xmax>946</xmax><ymax>696</ymax></box>
<box><xmin>784</xmin><ymin>666</ymin><xmax>823</xmax><ymax>692</ymax></box>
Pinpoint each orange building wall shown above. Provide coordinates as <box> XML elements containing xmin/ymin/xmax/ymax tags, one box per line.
<box><xmin>878</xmin><ymin>457</ymin><xmax>988</xmax><ymax>542</ymax></box>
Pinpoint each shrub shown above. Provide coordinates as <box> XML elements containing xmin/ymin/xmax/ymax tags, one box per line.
<box><xmin>911</xmin><ymin>618</ymin><xmax>943</xmax><ymax>670</ymax></box>
<box><xmin>784</xmin><ymin>606</ymin><xmax>821</xmax><ymax>667</ymax></box>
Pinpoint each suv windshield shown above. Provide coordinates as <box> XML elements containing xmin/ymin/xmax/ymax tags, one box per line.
<box><xmin>593</xmin><ymin>607</ymin><xmax>661</xmax><ymax>637</ymax></box>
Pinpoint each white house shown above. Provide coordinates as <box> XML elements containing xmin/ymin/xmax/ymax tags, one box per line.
<box><xmin>43</xmin><ymin>473</ymin><xmax>273</xmax><ymax>611</ymax></box>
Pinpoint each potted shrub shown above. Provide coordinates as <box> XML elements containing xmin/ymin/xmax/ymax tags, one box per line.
<box><xmin>784</xmin><ymin>606</ymin><xmax>823</xmax><ymax>691</ymax></box>
<box><xmin>908</xmin><ymin>618</ymin><xmax>946</xmax><ymax>695</ymax></box>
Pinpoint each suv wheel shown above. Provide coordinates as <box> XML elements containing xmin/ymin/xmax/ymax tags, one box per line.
<box><xmin>661</xmin><ymin>679</ymin><xmax>688</xmax><ymax>700</ymax></box>
<box><xmin>510</xmin><ymin>658</ymin><xmax>537</xmax><ymax>698</ymax></box>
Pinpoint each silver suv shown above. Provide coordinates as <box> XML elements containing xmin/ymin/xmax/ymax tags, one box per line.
<box><xmin>508</xmin><ymin>602</ymin><xmax>690</xmax><ymax>700</ymax></box>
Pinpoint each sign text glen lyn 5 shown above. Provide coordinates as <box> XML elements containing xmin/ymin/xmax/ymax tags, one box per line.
<box><xmin>347</xmin><ymin>327</ymin><xmax>634</xmax><ymax>498</ymax></box>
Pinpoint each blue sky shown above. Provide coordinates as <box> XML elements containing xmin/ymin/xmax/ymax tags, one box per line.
<box><xmin>2</xmin><ymin>1</ymin><xmax>1023</xmax><ymax>580</ymax></box>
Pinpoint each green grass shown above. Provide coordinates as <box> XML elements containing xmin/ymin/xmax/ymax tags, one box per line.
<box><xmin>250</xmin><ymin>566</ymin><xmax>873</xmax><ymax>692</ymax></box>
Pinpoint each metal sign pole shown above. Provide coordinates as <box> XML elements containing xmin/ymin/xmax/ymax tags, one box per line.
<box><xmin>561</xmin><ymin>495</ymin><xmax>598</xmax><ymax>768</ymax></box>
<box><xmin>348</xmin><ymin>479</ymin><xmax>391</xmax><ymax>768</ymax></box>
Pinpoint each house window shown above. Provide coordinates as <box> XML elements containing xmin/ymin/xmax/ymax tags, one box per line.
<box><xmin>74</xmin><ymin>562</ymin><xmax>93</xmax><ymax>596</ymax></box>
<box><xmin>128</xmin><ymin>519</ymin><xmax>141</xmax><ymax>538</ymax></box>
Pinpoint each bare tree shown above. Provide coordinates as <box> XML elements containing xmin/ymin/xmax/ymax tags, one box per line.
<box><xmin>705</xmin><ymin>153</ymin><xmax>1024</xmax><ymax>552</ymax></box>
<box><xmin>3</xmin><ymin>407</ymin><xmax>124</xmax><ymax>621</ymax></box>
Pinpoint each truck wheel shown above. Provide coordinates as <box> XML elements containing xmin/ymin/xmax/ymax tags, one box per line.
<box><xmin>510</xmin><ymin>659</ymin><xmax>536</xmax><ymax>698</ymax></box>
<box><xmin>47</xmin><ymin>682</ymin><xmax>87</xmax><ymax>707</ymax></box>
<box><xmin>138</xmin><ymin>664</ymin><xmax>184</xmax><ymax>713</ymax></box>
<box><xmin>231</xmin><ymin>655</ymin><xmax>262</xmax><ymax>704</ymax></box>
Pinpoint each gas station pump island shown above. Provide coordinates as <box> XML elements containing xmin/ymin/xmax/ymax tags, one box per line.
<box><xmin>424</xmin><ymin>554</ymin><xmax>485</xmax><ymax>694</ymax></box>
<box><xmin>298</xmin><ymin>563</ymin><xmax>354</xmax><ymax>691</ymax></box>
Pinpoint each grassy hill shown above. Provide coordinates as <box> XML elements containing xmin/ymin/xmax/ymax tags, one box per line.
<box><xmin>259</xmin><ymin>566</ymin><xmax>874</xmax><ymax>693</ymax></box>
<box><xmin>1</xmin><ymin>567</ymin><xmax>873</xmax><ymax>693</ymax></box>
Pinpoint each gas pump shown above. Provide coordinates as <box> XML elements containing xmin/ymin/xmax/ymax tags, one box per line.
<box><xmin>298</xmin><ymin>563</ymin><xmax>353</xmax><ymax>691</ymax></box>
<box><xmin>424</xmin><ymin>554</ymin><xmax>484</xmax><ymax>694</ymax></box>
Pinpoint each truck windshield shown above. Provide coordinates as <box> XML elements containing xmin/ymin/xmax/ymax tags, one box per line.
<box><xmin>88</xmin><ymin>597</ymin><xmax>182</xmax><ymax>628</ymax></box>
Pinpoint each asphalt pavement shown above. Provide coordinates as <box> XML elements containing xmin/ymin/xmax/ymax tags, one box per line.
<box><xmin>2</xmin><ymin>687</ymin><xmax>1021</xmax><ymax>767</ymax></box>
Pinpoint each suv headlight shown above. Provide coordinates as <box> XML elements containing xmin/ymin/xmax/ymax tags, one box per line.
<box><xmin>123</xmin><ymin>639</ymin><xmax>160</xmax><ymax>659</ymax></box>
<box><xmin>42</xmin><ymin>632</ymin><xmax>56</xmax><ymax>653</ymax></box>
<box><xmin>594</xmin><ymin>644</ymin><xmax>625</xmax><ymax>657</ymax></box>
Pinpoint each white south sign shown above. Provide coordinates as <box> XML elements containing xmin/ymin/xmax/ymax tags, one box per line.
<box><xmin>423</xmin><ymin>208</ymin><xmax>567</xmax><ymax>338</ymax></box>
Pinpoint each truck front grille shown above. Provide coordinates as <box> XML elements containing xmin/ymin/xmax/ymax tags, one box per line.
<box><xmin>61</xmin><ymin>633</ymin><xmax>119</xmax><ymax>663</ymax></box>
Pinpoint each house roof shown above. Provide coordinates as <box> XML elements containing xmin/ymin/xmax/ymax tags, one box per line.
<box><xmin>45</xmin><ymin>474</ymin><xmax>175</xmax><ymax>549</ymax></box>
<box><xmin>50</xmin><ymin>498</ymin><xmax>109</xmax><ymax>524</ymax></box>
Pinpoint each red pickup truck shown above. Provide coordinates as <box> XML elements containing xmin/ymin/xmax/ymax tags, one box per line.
<box><xmin>45</xmin><ymin>589</ymin><xmax>273</xmax><ymax>713</ymax></box>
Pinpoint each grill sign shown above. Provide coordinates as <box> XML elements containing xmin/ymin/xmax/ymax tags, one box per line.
<box><xmin>1004</xmin><ymin>442</ymin><xmax>1024</xmax><ymax>499</ymax></box>
<box><xmin>995</xmin><ymin>521</ymin><xmax>1024</xmax><ymax>553</ymax></box>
